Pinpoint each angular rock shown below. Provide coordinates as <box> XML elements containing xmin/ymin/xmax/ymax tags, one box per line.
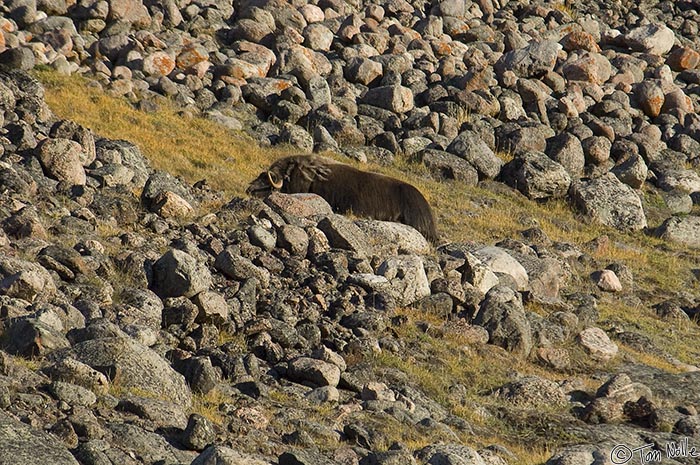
<box><xmin>546</xmin><ymin>133</ymin><xmax>585</xmax><ymax>178</ymax></box>
<box><xmin>376</xmin><ymin>255</ymin><xmax>431</xmax><ymax>307</ymax></box>
<box><xmin>181</xmin><ymin>414</ymin><xmax>216</xmax><ymax>451</ymax></box>
<box><xmin>569</xmin><ymin>173</ymin><xmax>647</xmax><ymax>231</ymax></box>
<box><xmin>494</xmin><ymin>40</ymin><xmax>561</xmax><ymax>79</ymax></box>
<box><xmin>288</xmin><ymin>357</ymin><xmax>341</xmax><ymax>387</ymax></box>
<box><xmin>151</xmin><ymin>191</ymin><xmax>194</xmax><ymax>219</ymax></box>
<box><xmin>501</xmin><ymin>151</ymin><xmax>571</xmax><ymax>199</ymax></box>
<box><xmin>447</xmin><ymin>130</ymin><xmax>503</xmax><ymax>179</ymax></box>
<box><xmin>151</xmin><ymin>249</ymin><xmax>212</xmax><ymax>298</ymax></box>
<box><xmin>472</xmin><ymin>246</ymin><xmax>529</xmax><ymax>291</ymax></box>
<box><xmin>344</xmin><ymin>57</ymin><xmax>383</xmax><ymax>85</ymax></box>
<box><xmin>474</xmin><ymin>286</ymin><xmax>532</xmax><ymax>357</ymax></box>
<box><xmin>577</xmin><ymin>327</ymin><xmax>618</xmax><ymax>362</ymax></box>
<box><xmin>362</xmin><ymin>85</ymin><xmax>414</xmax><ymax>113</ymax></box>
<box><xmin>562</xmin><ymin>52</ymin><xmax>612</xmax><ymax>85</ymax></box>
<box><xmin>317</xmin><ymin>215</ymin><xmax>370</xmax><ymax>257</ymax></box>
<box><xmin>214</xmin><ymin>248</ymin><xmax>270</xmax><ymax>287</ymax></box>
<box><xmin>612</xmin><ymin>155</ymin><xmax>648</xmax><ymax>189</ymax></box>
<box><xmin>191</xmin><ymin>446</ymin><xmax>269</xmax><ymax>465</ymax></box>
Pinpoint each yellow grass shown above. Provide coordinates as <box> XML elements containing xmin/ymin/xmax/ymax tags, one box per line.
<box><xmin>34</xmin><ymin>69</ymin><xmax>292</xmax><ymax>195</ymax></box>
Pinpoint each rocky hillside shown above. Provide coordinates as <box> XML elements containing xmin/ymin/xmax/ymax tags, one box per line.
<box><xmin>1</xmin><ymin>0</ymin><xmax>700</xmax><ymax>464</ymax></box>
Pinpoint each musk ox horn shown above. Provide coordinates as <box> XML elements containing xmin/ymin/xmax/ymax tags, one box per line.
<box><xmin>267</xmin><ymin>171</ymin><xmax>283</xmax><ymax>189</ymax></box>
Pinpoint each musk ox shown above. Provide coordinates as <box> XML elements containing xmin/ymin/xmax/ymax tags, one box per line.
<box><xmin>247</xmin><ymin>155</ymin><xmax>439</xmax><ymax>244</ymax></box>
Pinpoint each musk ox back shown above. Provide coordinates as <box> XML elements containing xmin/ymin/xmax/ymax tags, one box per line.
<box><xmin>247</xmin><ymin>155</ymin><xmax>439</xmax><ymax>244</ymax></box>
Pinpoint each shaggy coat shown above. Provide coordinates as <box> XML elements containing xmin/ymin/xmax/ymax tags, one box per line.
<box><xmin>247</xmin><ymin>155</ymin><xmax>439</xmax><ymax>244</ymax></box>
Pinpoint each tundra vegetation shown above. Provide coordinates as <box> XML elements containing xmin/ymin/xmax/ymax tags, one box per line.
<box><xmin>1</xmin><ymin>0</ymin><xmax>700</xmax><ymax>463</ymax></box>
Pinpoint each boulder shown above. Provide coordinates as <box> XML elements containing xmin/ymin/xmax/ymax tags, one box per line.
<box><xmin>501</xmin><ymin>151</ymin><xmax>571</xmax><ymax>199</ymax></box>
<box><xmin>473</xmin><ymin>286</ymin><xmax>533</xmax><ymax>357</ymax></box>
<box><xmin>569</xmin><ymin>173</ymin><xmax>647</xmax><ymax>231</ymax></box>
<box><xmin>64</xmin><ymin>336</ymin><xmax>192</xmax><ymax>407</ymax></box>
<box><xmin>151</xmin><ymin>249</ymin><xmax>212</xmax><ymax>298</ymax></box>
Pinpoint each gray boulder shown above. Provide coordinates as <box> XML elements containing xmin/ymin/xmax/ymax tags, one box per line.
<box><xmin>35</xmin><ymin>138</ymin><xmax>87</xmax><ymax>185</ymax></box>
<box><xmin>473</xmin><ymin>286</ymin><xmax>533</xmax><ymax>357</ymax></box>
<box><xmin>0</xmin><ymin>411</ymin><xmax>79</xmax><ymax>465</ymax></box>
<box><xmin>288</xmin><ymin>357</ymin><xmax>341</xmax><ymax>387</ymax></box>
<box><xmin>191</xmin><ymin>446</ymin><xmax>269</xmax><ymax>465</ymax></box>
<box><xmin>64</xmin><ymin>336</ymin><xmax>192</xmax><ymax>408</ymax></box>
<box><xmin>546</xmin><ymin>133</ymin><xmax>585</xmax><ymax>178</ymax></box>
<box><xmin>569</xmin><ymin>173</ymin><xmax>647</xmax><ymax>231</ymax></box>
<box><xmin>416</xmin><ymin>444</ymin><xmax>487</xmax><ymax>465</ymax></box>
<box><xmin>494</xmin><ymin>40</ymin><xmax>561</xmax><ymax>79</ymax></box>
<box><xmin>151</xmin><ymin>249</ymin><xmax>212</xmax><ymax>298</ymax></box>
<box><xmin>362</xmin><ymin>85</ymin><xmax>414</xmax><ymax>114</ymax></box>
<box><xmin>622</xmin><ymin>23</ymin><xmax>676</xmax><ymax>55</ymax></box>
<box><xmin>501</xmin><ymin>151</ymin><xmax>571</xmax><ymax>199</ymax></box>
<box><xmin>417</xmin><ymin>149</ymin><xmax>479</xmax><ymax>185</ymax></box>
<box><xmin>447</xmin><ymin>130</ymin><xmax>503</xmax><ymax>179</ymax></box>
<box><xmin>655</xmin><ymin>216</ymin><xmax>700</xmax><ymax>248</ymax></box>
<box><xmin>497</xmin><ymin>376</ymin><xmax>567</xmax><ymax>407</ymax></box>
<box><xmin>376</xmin><ymin>255</ymin><xmax>431</xmax><ymax>307</ymax></box>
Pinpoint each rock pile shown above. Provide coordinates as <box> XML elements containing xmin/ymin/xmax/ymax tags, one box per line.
<box><xmin>1</xmin><ymin>0</ymin><xmax>700</xmax><ymax>461</ymax></box>
<box><xmin>1</xmin><ymin>0</ymin><xmax>700</xmax><ymax>243</ymax></box>
<box><xmin>1</xmin><ymin>69</ymin><xmax>700</xmax><ymax>464</ymax></box>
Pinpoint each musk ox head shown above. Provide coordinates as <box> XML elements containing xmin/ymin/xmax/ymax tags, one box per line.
<box><xmin>246</xmin><ymin>155</ymin><xmax>334</xmax><ymax>197</ymax></box>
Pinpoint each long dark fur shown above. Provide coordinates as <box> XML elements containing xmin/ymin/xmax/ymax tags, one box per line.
<box><xmin>247</xmin><ymin>155</ymin><xmax>439</xmax><ymax>244</ymax></box>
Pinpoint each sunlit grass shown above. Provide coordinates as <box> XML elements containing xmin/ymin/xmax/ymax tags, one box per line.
<box><xmin>34</xmin><ymin>69</ymin><xmax>293</xmax><ymax>196</ymax></box>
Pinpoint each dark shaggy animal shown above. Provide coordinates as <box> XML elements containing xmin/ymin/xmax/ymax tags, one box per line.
<box><xmin>247</xmin><ymin>155</ymin><xmax>439</xmax><ymax>243</ymax></box>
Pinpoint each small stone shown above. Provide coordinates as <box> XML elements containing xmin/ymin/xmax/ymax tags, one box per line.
<box><xmin>667</xmin><ymin>46</ymin><xmax>700</xmax><ymax>72</ymax></box>
<box><xmin>181</xmin><ymin>414</ymin><xmax>216</xmax><ymax>451</ymax></box>
<box><xmin>36</xmin><ymin>138</ymin><xmax>86</xmax><ymax>185</ymax></box>
<box><xmin>595</xmin><ymin>269</ymin><xmax>622</xmax><ymax>292</ymax></box>
<box><xmin>577</xmin><ymin>327</ymin><xmax>618</xmax><ymax>362</ymax></box>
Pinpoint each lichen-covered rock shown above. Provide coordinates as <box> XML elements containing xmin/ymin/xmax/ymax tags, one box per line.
<box><xmin>501</xmin><ymin>151</ymin><xmax>571</xmax><ymax>199</ymax></box>
<box><xmin>151</xmin><ymin>249</ymin><xmax>212</xmax><ymax>298</ymax></box>
<box><xmin>655</xmin><ymin>216</ymin><xmax>700</xmax><ymax>249</ymax></box>
<box><xmin>577</xmin><ymin>327</ymin><xmax>618</xmax><ymax>363</ymax></box>
<box><xmin>64</xmin><ymin>335</ymin><xmax>192</xmax><ymax>408</ymax></box>
<box><xmin>474</xmin><ymin>286</ymin><xmax>533</xmax><ymax>357</ymax></box>
<box><xmin>569</xmin><ymin>173</ymin><xmax>647</xmax><ymax>231</ymax></box>
<box><xmin>0</xmin><ymin>411</ymin><xmax>79</xmax><ymax>465</ymax></box>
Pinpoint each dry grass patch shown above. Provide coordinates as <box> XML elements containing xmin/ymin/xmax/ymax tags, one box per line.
<box><xmin>34</xmin><ymin>69</ymin><xmax>292</xmax><ymax>195</ymax></box>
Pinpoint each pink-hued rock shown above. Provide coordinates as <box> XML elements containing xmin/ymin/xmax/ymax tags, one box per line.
<box><xmin>142</xmin><ymin>51</ymin><xmax>175</xmax><ymax>77</ymax></box>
